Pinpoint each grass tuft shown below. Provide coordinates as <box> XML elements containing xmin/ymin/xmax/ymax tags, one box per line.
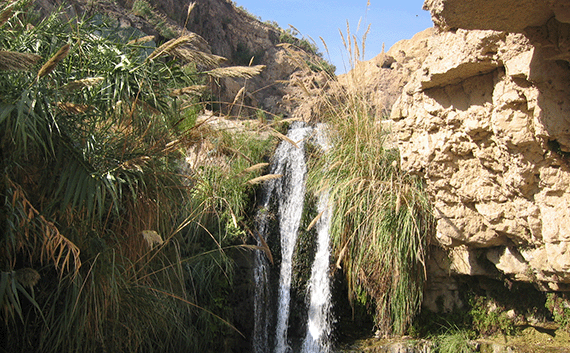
<box><xmin>305</xmin><ymin>21</ymin><xmax>435</xmax><ymax>336</ymax></box>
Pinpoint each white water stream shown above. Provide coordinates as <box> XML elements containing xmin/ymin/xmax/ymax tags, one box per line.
<box><xmin>253</xmin><ymin>123</ymin><xmax>333</xmax><ymax>353</ymax></box>
<box><xmin>273</xmin><ymin>123</ymin><xmax>312</xmax><ymax>353</ymax></box>
<box><xmin>301</xmin><ymin>191</ymin><xmax>333</xmax><ymax>353</ymax></box>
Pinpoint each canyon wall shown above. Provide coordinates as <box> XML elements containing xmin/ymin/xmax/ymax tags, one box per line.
<box><xmin>383</xmin><ymin>0</ymin><xmax>570</xmax><ymax>310</ymax></box>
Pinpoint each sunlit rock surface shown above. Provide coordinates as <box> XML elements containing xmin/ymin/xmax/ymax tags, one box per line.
<box><xmin>385</xmin><ymin>0</ymin><xmax>570</xmax><ymax>294</ymax></box>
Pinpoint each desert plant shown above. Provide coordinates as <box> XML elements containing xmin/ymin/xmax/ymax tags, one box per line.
<box><xmin>468</xmin><ymin>295</ymin><xmax>516</xmax><ymax>336</ymax></box>
<box><xmin>131</xmin><ymin>0</ymin><xmax>179</xmax><ymax>38</ymax></box>
<box><xmin>278</xmin><ymin>25</ymin><xmax>336</xmax><ymax>74</ymax></box>
<box><xmin>434</xmin><ymin>330</ymin><xmax>475</xmax><ymax>353</ymax></box>
<box><xmin>545</xmin><ymin>293</ymin><xmax>570</xmax><ymax>332</ymax></box>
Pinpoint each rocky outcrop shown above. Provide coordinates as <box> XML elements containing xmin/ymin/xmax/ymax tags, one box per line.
<box><xmin>339</xmin><ymin>28</ymin><xmax>433</xmax><ymax>117</ymax></box>
<box><xmin>423</xmin><ymin>0</ymin><xmax>555</xmax><ymax>33</ymax></box>
<box><xmin>424</xmin><ymin>0</ymin><xmax>570</xmax><ymax>33</ymax></box>
<box><xmin>388</xmin><ymin>0</ymin><xmax>570</xmax><ymax>299</ymax></box>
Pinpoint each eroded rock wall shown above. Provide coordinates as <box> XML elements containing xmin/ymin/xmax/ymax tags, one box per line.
<box><xmin>389</xmin><ymin>1</ymin><xmax>570</xmax><ymax>302</ymax></box>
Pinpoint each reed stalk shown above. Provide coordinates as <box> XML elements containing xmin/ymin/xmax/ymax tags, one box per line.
<box><xmin>37</xmin><ymin>43</ymin><xmax>70</xmax><ymax>79</ymax></box>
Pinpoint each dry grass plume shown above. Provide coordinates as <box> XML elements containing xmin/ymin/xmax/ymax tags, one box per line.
<box><xmin>37</xmin><ymin>43</ymin><xmax>70</xmax><ymax>79</ymax></box>
<box><xmin>0</xmin><ymin>50</ymin><xmax>41</xmax><ymax>71</ymax></box>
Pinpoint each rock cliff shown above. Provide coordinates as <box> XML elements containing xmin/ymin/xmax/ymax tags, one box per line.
<box><xmin>379</xmin><ymin>0</ymin><xmax>570</xmax><ymax>307</ymax></box>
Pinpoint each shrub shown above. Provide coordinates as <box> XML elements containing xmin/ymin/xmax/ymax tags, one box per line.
<box><xmin>546</xmin><ymin>293</ymin><xmax>570</xmax><ymax>332</ymax></box>
<box><xmin>0</xmin><ymin>2</ymin><xmax>270</xmax><ymax>351</ymax></box>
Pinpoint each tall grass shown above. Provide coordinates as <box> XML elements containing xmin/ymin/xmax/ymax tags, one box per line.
<box><xmin>303</xmin><ymin>22</ymin><xmax>434</xmax><ymax>336</ymax></box>
<box><xmin>0</xmin><ymin>2</ymin><xmax>271</xmax><ymax>351</ymax></box>
<box><xmin>434</xmin><ymin>330</ymin><xmax>475</xmax><ymax>353</ymax></box>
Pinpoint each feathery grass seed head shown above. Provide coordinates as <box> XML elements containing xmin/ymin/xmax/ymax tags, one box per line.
<box><xmin>127</xmin><ymin>35</ymin><xmax>155</xmax><ymax>46</ymax></box>
<box><xmin>62</xmin><ymin>76</ymin><xmax>105</xmax><ymax>91</ymax></box>
<box><xmin>246</xmin><ymin>174</ymin><xmax>282</xmax><ymax>185</ymax></box>
<box><xmin>206</xmin><ymin>65</ymin><xmax>265</xmax><ymax>79</ymax></box>
<box><xmin>169</xmin><ymin>85</ymin><xmax>206</xmax><ymax>97</ymax></box>
<box><xmin>15</xmin><ymin>268</ymin><xmax>41</xmax><ymax>288</ymax></box>
<box><xmin>37</xmin><ymin>43</ymin><xmax>70</xmax><ymax>78</ymax></box>
<box><xmin>141</xmin><ymin>230</ymin><xmax>164</xmax><ymax>249</ymax></box>
<box><xmin>0</xmin><ymin>6</ymin><xmax>13</xmax><ymax>27</ymax></box>
<box><xmin>0</xmin><ymin>50</ymin><xmax>41</xmax><ymax>71</ymax></box>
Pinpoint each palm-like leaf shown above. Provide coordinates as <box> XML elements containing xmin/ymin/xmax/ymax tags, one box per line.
<box><xmin>0</xmin><ymin>3</ymin><xmax>263</xmax><ymax>351</ymax></box>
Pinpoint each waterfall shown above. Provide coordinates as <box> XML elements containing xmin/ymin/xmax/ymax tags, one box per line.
<box><xmin>253</xmin><ymin>122</ymin><xmax>333</xmax><ymax>353</ymax></box>
<box><xmin>253</xmin><ymin>194</ymin><xmax>273</xmax><ymax>353</ymax></box>
<box><xmin>273</xmin><ymin>123</ymin><xmax>312</xmax><ymax>353</ymax></box>
<box><xmin>300</xmin><ymin>192</ymin><xmax>333</xmax><ymax>353</ymax></box>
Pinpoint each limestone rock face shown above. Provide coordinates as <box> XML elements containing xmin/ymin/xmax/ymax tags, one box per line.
<box><xmin>390</xmin><ymin>3</ymin><xmax>570</xmax><ymax>291</ymax></box>
<box><xmin>423</xmin><ymin>0</ymin><xmax>554</xmax><ymax>32</ymax></box>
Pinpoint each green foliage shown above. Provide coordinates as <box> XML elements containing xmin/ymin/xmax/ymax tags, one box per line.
<box><xmin>299</xmin><ymin>22</ymin><xmax>434</xmax><ymax>336</ymax></box>
<box><xmin>0</xmin><ymin>270</ymin><xmax>42</xmax><ymax>324</ymax></box>
<box><xmin>235</xmin><ymin>4</ymin><xmax>262</xmax><ymax>21</ymax></box>
<box><xmin>413</xmin><ymin>277</ymin><xmax>554</xmax><ymax>343</ymax></box>
<box><xmin>546</xmin><ymin>293</ymin><xmax>570</xmax><ymax>332</ymax></box>
<box><xmin>307</xmin><ymin>78</ymin><xmax>434</xmax><ymax>336</ymax></box>
<box><xmin>131</xmin><ymin>0</ymin><xmax>178</xmax><ymax>38</ymax></box>
<box><xmin>468</xmin><ymin>295</ymin><xmax>516</xmax><ymax>336</ymax></box>
<box><xmin>264</xmin><ymin>20</ymin><xmax>280</xmax><ymax>29</ymax></box>
<box><xmin>307</xmin><ymin>58</ymin><xmax>336</xmax><ymax>77</ymax></box>
<box><xmin>433</xmin><ymin>331</ymin><xmax>475</xmax><ymax>353</ymax></box>
<box><xmin>233</xmin><ymin>42</ymin><xmax>265</xmax><ymax>66</ymax></box>
<box><xmin>279</xmin><ymin>27</ymin><xmax>336</xmax><ymax>74</ymax></box>
<box><xmin>0</xmin><ymin>2</ymin><xmax>271</xmax><ymax>351</ymax></box>
<box><xmin>279</xmin><ymin>27</ymin><xmax>319</xmax><ymax>55</ymax></box>
<box><xmin>0</xmin><ymin>4</ymin><xmax>195</xmax><ymax>351</ymax></box>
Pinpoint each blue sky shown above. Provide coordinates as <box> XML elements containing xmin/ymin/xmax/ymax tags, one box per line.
<box><xmin>233</xmin><ymin>0</ymin><xmax>433</xmax><ymax>73</ymax></box>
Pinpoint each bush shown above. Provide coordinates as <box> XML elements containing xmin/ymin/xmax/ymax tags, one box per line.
<box><xmin>546</xmin><ymin>293</ymin><xmax>570</xmax><ymax>332</ymax></box>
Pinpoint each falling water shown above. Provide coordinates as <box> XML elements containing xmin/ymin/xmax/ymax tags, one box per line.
<box><xmin>253</xmin><ymin>190</ymin><xmax>274</xmax><ymax>353</ymax></box>
<box><xmin>301</xmin><ymin>126</ymin><xmax>333</xmax><ymax>353</ymax></box>
<box><xmin>273</xmin><ymin>123</ymin><xmax>312</xmax><ymax>353</ymax></box>
<box><xmin>253</xmin><ymin>122</ymin><xmax>313</xmax><ymax>353</ymax></box>
<box><xmin>301</xmin><ymin>191</ymin><xmax>333</xmax><ymax>353</ymax></box>
<box><xmin>253</xmin><ymin>123</ymin><xmax>334</xmax><ymax>353</ymax></box>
